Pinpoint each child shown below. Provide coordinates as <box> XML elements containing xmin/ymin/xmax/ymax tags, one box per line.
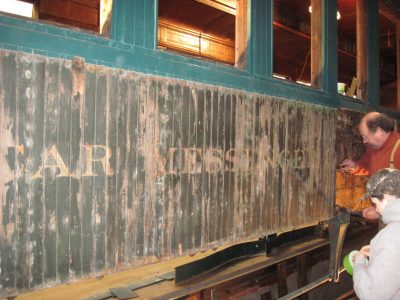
<box><xmin>353</xmin><ymin>168</ymin><xmax>400</xmax><ymax>300</ymax></box>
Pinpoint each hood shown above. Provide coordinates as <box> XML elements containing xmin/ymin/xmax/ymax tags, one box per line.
<box><xmin>382</xmin><ymin>199</ymin><xmax>400</xmax><ymax>224</ymax></box>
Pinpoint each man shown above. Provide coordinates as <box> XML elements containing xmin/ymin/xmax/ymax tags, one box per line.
<box><xmin>352</xmin><ymin>168</ymin><xmax>400</xmax><ymax>300</ymax></box>
<box><xmin>340</xmin><ymin>112</ymin><xmax>400</xmax><ymax>219</ymax></box>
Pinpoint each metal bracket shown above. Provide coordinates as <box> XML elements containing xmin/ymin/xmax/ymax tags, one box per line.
<box><xmin>84</xmin><ymin>272</ymin><xmax>175</xmax><ymax>300</ymax></box>
<box><xmin>328</xmin><ymin>212</ymin><xmax>350</xmax><ymax>282</ymax></box>
<box><xmin>175</xmin><ymin>239</ymin><xmax>267</xmax><ymax>284</ymax></box>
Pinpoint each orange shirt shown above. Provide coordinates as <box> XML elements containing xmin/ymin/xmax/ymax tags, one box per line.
<box><xmin>352</xmin><ymin>132</ymin><xmax>400</xmax><ymax>176</ymax></box>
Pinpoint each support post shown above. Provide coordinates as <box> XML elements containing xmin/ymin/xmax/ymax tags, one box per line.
<box><xmin>277</xmin><ymin>262</ymin><xmax>288</xmax><ymax>297</ymax></box>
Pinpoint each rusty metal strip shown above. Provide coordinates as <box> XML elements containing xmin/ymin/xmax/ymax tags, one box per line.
<box><xmin>83</xmin><ymin>272</ymin><xmax>175</xmax><ymax>300</ymax></box>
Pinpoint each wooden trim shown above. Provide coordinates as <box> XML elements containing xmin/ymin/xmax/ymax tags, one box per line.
<box><xmin>195</xmin><ymin>0</ymin><xmax>236</xmax><ymax>15</ymax></box>
<box><xmin>311</xmin><ymin>0</ymin><xmax>322</xmax><ymax>88</ymax></box>
<box><xmin>379</xmin><ymin>0</ymin><xmax>400</xmax><ymax>22</ymax></box>
<box><xmin>356</xmin><ymin>0</ymin><xmax>368</xmax><ymax>100</ymax></box>
<box><xmin>235</xmin><ymin>0</ymin><xmax>247</xmax><ymax>69</ymax></box>
<box><xmin>158</xmin><ymin>20</ymin><xmax>235</xmax><ymax>64</ymax></box>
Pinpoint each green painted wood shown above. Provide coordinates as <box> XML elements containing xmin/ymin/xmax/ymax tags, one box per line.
<box><xmin>216</xmin><ymin>91</ymin><xmax>225</xmax><ymax>241</ymax></box>
<box><xmin>30</xmin><ymin>54</ymin><xmax>46</xmax><ymax>287</ymax></box>
<box><xmin>56</xmin><ymin>59</ymin><xmax>72</xmax><ymax>282</ymax></box>
<box><xmin>194</xmin><ymin>88</ymin><xmax>205</xmax><ymax>249</ymax></box>
<box><xmin>105</xmin><ymin>69</ymin><xmax>119</xmax><ymax>271</ymax></box>
<box><xmin>43</xmin><ymin>59</ymin><xmax>60</xmax><ymax>282</ymax></box>
<box><xmin>161</xmin><ymin>81</ymin><xmax>176</xmax><ymax>257</ymax></box>
<box><xmin>69</xmin><ymin>58</ymin><xmax>83</xmax><ymax>279</ymax></box>
<box><xmin>94</xmin><ymin>69</ymin><xmax>107</xmax><ymax>272</ymax></box>
<box><xmin>0</xmin><ymin>51</ymin><xmax>19</xmax><ymax>290</ymax></box>
<box><xmin>249</xmin><ymin>0</ymin><xmax>273</xmax><ymax>78</ymax></box>
<box><xmin>125</xmin><ymin>72</ymin><xmax>138</xmax><ymax>262</ymax></box>
<box><xmin>0</xmin><ymin>7</ymin><xmax>397</xmax><ymax>117</ymax></box>
<box><xmin>111</xmin><ymin>0</ymin><xmax>156</xmax><ymax>49</ymax></box>
<box><xmin>227</xmin><ymin>94</ymin><xmax>236</xmax><ymax>238</ymax></box>
<box><xmin>0</xmin><ymin>50</ymin><xmax>340</xmax><ymax>294</ymax></box>
<box><xmin>115</xmin><ymin>71</ymin><xmax>130</xmax><ymax>265</ymax></box>
<box><xmin>171</xmin><ymin>82</ymin><xmax>183</xmax><ymax>253</ymax></box>
<box><xmin>134</xmin><ymin>76</ymin><xmax>146</xmax><ymax>258</ymax></box>
<box><xmin>15</xmin><ymin>52</ymin><xmax>30</xmax><ymax>289</ymax></box>
<box><xmin>81</xmin><ymin>67</ymin><xmax>96</xmax><ymax>275</ymax></box>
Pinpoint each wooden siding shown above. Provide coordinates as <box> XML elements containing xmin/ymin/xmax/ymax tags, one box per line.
<box><xmin>0</xmin><ymin>50</ymin><xmax>336</xmax><ymax>294</ymax></box>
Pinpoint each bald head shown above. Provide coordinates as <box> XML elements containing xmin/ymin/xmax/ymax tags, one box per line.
<box><xmin>361</xmin><ymin>112</ymin><xmax>395</xmax><ymax>133</ymax></box>
<box><xmin>359</xmin><ymin>112</ymin><xmax>394</xmax><ymax>149</ymax></box>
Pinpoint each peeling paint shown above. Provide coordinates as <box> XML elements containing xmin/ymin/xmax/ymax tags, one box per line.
<box><xmin>0</xmin><ymin>49</ymin><xmax>339</xmax><ymax>295</ymax></box>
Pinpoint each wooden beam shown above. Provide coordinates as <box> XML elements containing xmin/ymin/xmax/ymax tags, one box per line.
<box><xmin>195</xmin><ymin>0</ymin><xmax>236</xmax><ymax>15</ymax></box>
<box><xmin>311</xmin><ymin>0</ymin><xmax>322</xmax><ymax>88</ymax></box>
<box><xmin>277</xmin><ymin>261</ymin><xmax>288</xmax><ymax>297</ymax></box>
<box><xmin>235</xmin><ymin>0</ymin><xmax>247</xmax><ymax>69</ymax></box>
<box><xmin>356</xmin><ymin>0</ymin><xmax>368</xmax><ymax>100</ymax></box>
<box><xmin>297</xmin><ymin>254</ymin><xmax>308</xmax><ymax>300</ymax></box>
<box><xmin>379</xmin><ymin>0</ymin><xmax>400</xmax><ymax>23</ymax></box>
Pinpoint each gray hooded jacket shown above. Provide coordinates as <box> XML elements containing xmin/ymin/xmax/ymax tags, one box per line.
<box><xmin>353</xmin><ymin>199</ymin><xmax>400</xmax><ymax>300</ymax></box>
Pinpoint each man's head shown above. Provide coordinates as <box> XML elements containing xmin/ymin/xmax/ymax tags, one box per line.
<box><xmin>361</xmin><ymin>168</ymin><xmax>400</xmax><ymax>214</ymax></box>
<box><xmin>359</xmin><ymin>112</ymin><xmax>394</xmax><ymax>149</ymax></box>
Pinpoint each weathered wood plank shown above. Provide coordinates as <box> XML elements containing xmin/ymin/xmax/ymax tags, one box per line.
<box><xmin>162</xmin><ymin>81</ymin><xmax>176</xmax><ymax>257</ymax></box>
<box><xmin>0</xmin><ymin>51</ymin><xmax>18</xmax><ymax>291</ymax></box>
<box><xmin>69</xmin><ymin>57</ymin><xmax>84</xmax><ymax>280</ymax></box>
<box><xmin>0</xmin><ymin>49</ymin><xmax>339</xmax><ymax>295</ymax></box>
<box><xmin>209</xmin><ymin>88</ymin><xmax>219</xmax><ymax>243</ymax></box>
<box><xmin>134</xmin><ymin>75</ymin><xmax>146</xmax><ymax>258</ymax></box>
<box><xmin>29</xmin><ymin>54</ymin><xmax>46</xmax><ymax>288</ymax></box>
<box><xmin>14</xmin><ymin>53</ymin><xmax>31</xmax><ymax>289</ymax></box>
<box><xmin>143</xmin><ymin>77</ymin><xmax>158</xmax><ymax>257</ymax></box>
<box><xmin>126</xmin><ymin>72</ymin><xmax>139</xmax><ymax>262</ymax></box>
<box><xmin>56</xmin><ymin>59</ymin><xmax>72</xmax><ymax>282</ymax></box>
<box><xmin>180</xmin><ymin>85</ymin><xmax>191</xmax><ymax>253</ymax></box>
<box><xmin>43</xmin><ymin>58</ymin><xmax>61</xmax><ymax>283</ymax></box>
<box><xmin>216</xmin><ymin>90</ymin><xmax>225</xmax><ymax>241</ymax></box>
<box><xmin>93</xmin><ymin>68</ymin><xmax>107</xmax><ymax>272</ymax></box>
<box><xmin>171</xmin><ymin>82</ymin><xmax>183</xmax><ymax>254</ymax></box>
<box><xmin>194</xmin><ymin>87</ymin><xmax>204</xmax><ymax>249</ymax></box>
<box><xmin>105</xmin><ymin>69</ymin><xmax>119</xmax><ymax>271</ymax></box>
<box><xmin>117</xmin><ymin>72</ymin><xmax>131</xmax><ymax>264</ymax></box>
<box><xmin>81</xmin><ymin>66</ymin><xmax>96</xmax><ymax>275</ymax></box>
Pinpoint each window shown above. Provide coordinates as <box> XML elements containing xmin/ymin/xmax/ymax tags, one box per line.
<box><xmin>379</xmin><ymin>13</ymin><xmax>397</xmax><ymax>110</ymax></box>
<box><xmin>0</xmin><ymin>0</ymin><xmax>112</xmax><ymax>35</ymax></box>
<box><xmin>0</xmin><ymin>0</ymin><xmax>34</xmax><ymax>18</ymax></box>
<box><xmin>158</xmin><ymin>0</ymin><xmax>246</xmax><ymax>68</ymax></box>
<box><xmin>273</xmin><ymin>0</ymin><xmax>314</xmax><ymax>87</ymax></box>
<box><xmin>337</xmin><ymin>0</ymin><xmax>357</xmax><ymax>98</ymax></box>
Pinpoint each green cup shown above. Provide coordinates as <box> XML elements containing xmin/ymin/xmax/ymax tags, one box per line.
<box><xmin>343</xmin><ymin>250</ymin><xmax>359</xmax><ymax>276</ymax></box>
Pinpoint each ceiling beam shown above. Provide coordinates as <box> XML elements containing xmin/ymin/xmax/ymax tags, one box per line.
<box><xmin>195</xmin><ymin>0</ymin><xmax>236</xmax><ymax>15</ymax></box>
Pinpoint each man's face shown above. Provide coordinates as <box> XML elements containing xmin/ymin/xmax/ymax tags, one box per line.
<box><xmin>359</xmin><ymin>121</ymin><xmax>384</xmax><ymax>149</ymax></box>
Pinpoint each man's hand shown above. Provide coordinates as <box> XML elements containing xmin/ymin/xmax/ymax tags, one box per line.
<box><xmin>362</xmin><ymin>206</ymin><xmax>380</xmax><ymax>220</ymax></box>
<box><xmin>338</xmin><ymin>159</ymin><xmax>356</xmax><ymax>172</ymax></box>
